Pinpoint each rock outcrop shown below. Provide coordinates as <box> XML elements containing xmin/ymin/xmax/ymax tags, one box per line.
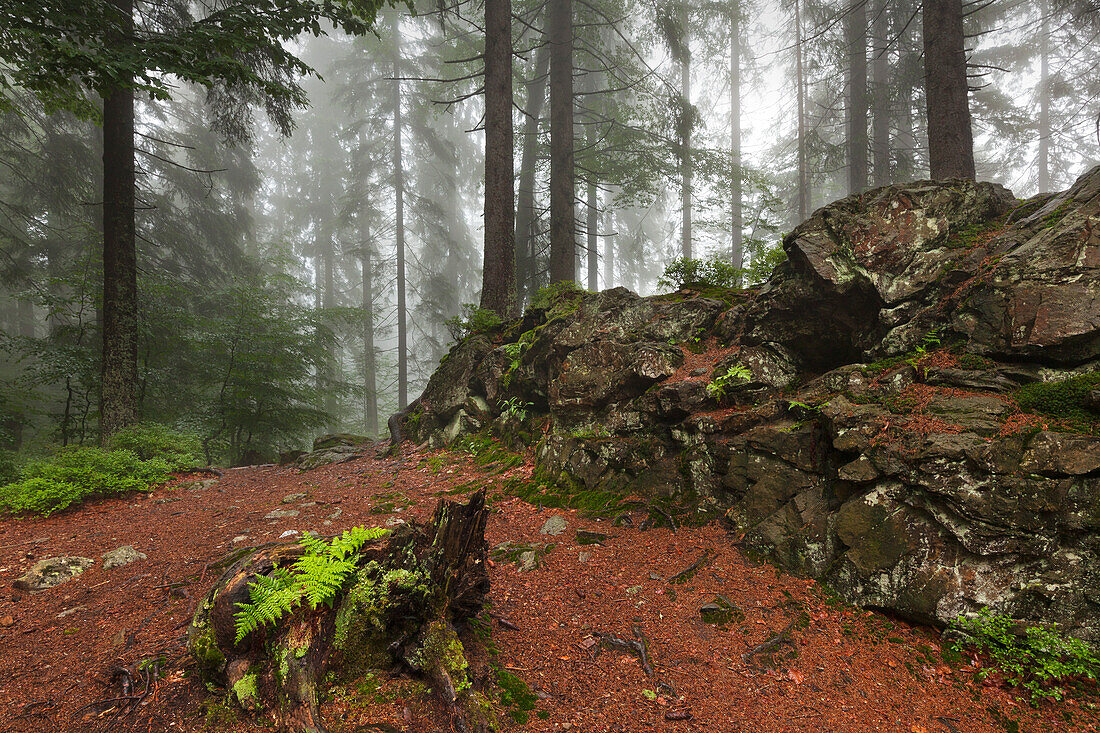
<box><xmin>403</xmin><ymin>168</ymin><xmax>1100</xmax><ymax>638</ymax></box>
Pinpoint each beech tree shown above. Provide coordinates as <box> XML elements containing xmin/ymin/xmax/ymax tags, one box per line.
<box><xmin>1</xmin><ymin>0</ymin><xmax>389</xmax><ymax>439</ymax></box>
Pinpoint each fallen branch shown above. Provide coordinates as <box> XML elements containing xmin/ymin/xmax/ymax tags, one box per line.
<box><xmin>741</xmin><ymin>619</ymin><xmax>799</xmax><ymax>668</ymax></box>
<box><xmin>594</xmin><ymin>624</ymin><xmax>654</xmax><ymax>677</ymax></box>
<box><xmin>668</xmin><ymin>551</ymin><xmax>714</xmax><ymax>585</ymax></box>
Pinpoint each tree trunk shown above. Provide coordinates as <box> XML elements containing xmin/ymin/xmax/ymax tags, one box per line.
<box><xmin>586</xmin><ymin>178</ymin><xmax>598</xmax><ymax>290</ymax></box>
<box><xmin>360</xmin><ymin>230</ymin><xmax>378</xmax><ymax>438</ymax></box>
<box><xmin>730</xmin><ymin>5</ymin><xmax>743</xmax><ymax>282</ymax></box>
<box><xmin>188</xmin><ymin>492</ymin><xmax>492</xmax><ymax>733</ymax></box>
<box><xmin>480</xmin><ymin>0</ymin><xmax>516</xmax><ymax>317</ymax></box>
<box><xmin>548</xmin><ymin>0</ymin><xmax>576</xmax><ymax>284</ymax></box>
<box><xmin>679</xmin><ymin>0</ymin><xmax>692</xmax><ymax>260</ymax></box>
<box><xmin>321</xmin><ymin>223</ymin><xmax>336</xmax><ymax>424</ymax></box>
<box><xmin>1037</xmin><ymin>0</ymin><xmax>1051</xmax><ymax>193</ymax></box>
<box><xmin>516</xmin><ymin>44</ymin><xmax>550</xmax><ymax>306</ymax></box>
<box><xmin>923</xmin><ymin>0</ymin><xmax>975</xmax><ymax>180</ymax></box>
<box><xmin>99</xmin><ymin>0</ymin><xmax>138</xmax><ymax>442</ymax></box>
<box><xmin>871</xmin><ymin>0</ymin><xmax>890</xmax><ymax>187</ymax></box>
<box><xmin>603</xmin><ymin>209</ymin><xmax>615</xmax><ymax>289</ymax></box>
<box><xmin>393</xmin><ymin>56</ymin><xmax>408</xmax><ymax>411</ymax></box>
<box><xmin>847</xmin><ymin>0</ymin><xmax>869</xmax><ymax>194</ymax></box>
<box><xmin>795</xmin><ymin>0</ymin><xmax>809</xmax><ymax>222</ymax></box>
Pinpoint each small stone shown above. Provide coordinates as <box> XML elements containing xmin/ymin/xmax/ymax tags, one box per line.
<box><xmin>0</xmin><ymin>616</ymin><xmax>13</xmax><ymax>627</ymax></box>
<box><xmin>576</xmin><ymin>530</ymin><xmax>608</xmax><ymax>546</ymax></box>
<box><xmin>279</xmin><ymin>530</ymin><xmax>300</xmax><ymax>539</ymax></box>
<box><xmin>101</xmin><ymin>545</ymin><xmax>146</xmax><ymax>570</ymax></box>
<box><xmin>540</xmin><ymin>515</ymin><xmax>568</xmax><ymax>536</ymax></box>
<box><xmin>385</xmin><ymin>517</ymin><xmax>407</xmax><ymax>527</ymax></box>
<box><xmin>518</xmin><ymin>551</ymin><xmax>539</xmax><ymax>571</ymax></box>
<box><xmin>299</xmin><ymin>501</ymin><xmax>318</xmax><ymax>507</ymax></box>
<box><xmin>231</xmin><ymin>535</ymin><xmax>249</xmax><ymax>544</ymax></box>
<box><xmin>265</xmin><ymin>509</ymin><xmax>300</xmax><ymax>520</ymax></box>
<box><xmin>322</xmin><ymin>520</ymin><xmax>333</xmax><ymax>526</ymax></box>
<box><xmin>578</xmin><ymin>552</ymin><xmax>592</xmax><ymax>563</ymax></box>
<box><xmin>626</xmin><ymin>585</ymin><xmax>643</xmax><ymax>595</ymax></box>
<box><xmin>649</xmin><ymin>572</ymin><xmax>662</xmax><ymax>580</ymax></box>
<box><xmin>14</xmin><ymin>556</ymin><xmax>94</xmax><ymax>591</ymax></box>
<box><xmin>690</xmin><ymin>367</ymin><xmax>709</xmax><ymax>377</ymax></box>
<box><xmin>327</xmin><ymin>508</ymin><xmax>343</xmax><ymax>520</ymax></box>
<box><xmin>282</xmin><ymin>493</ymin><xmax>307</xmax><ymax>504</ymax></box>
<box><xmin>56</xmin><ymin>605</ymin><xmax>86</xmax><ymax>618</ymax></box>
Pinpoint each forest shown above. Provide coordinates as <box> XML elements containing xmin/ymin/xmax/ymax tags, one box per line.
<box><xmin>2</xmin><ymin>0</ymin><xmax>1096</xmax><ymax>465</ymax></box>
<box><xmin>4</xmin><ymin>2</ymin><xmax>1100</xmax><ymax>733</ymax></box>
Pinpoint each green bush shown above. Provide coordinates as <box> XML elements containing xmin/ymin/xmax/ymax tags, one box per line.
<box><xmin>949</xmin><ymin>608</ymin><xmax>1100</xmax><ymax>702</ymax></box>
<box><xmin>0</xmin><ymin>450</ymin><xmax>18</xmax><ymax>486</ymax></box>
<box><xmin>445</xmin><ymin>304</ymin><xmax>504</xmax><ymax>341</ymax></box>
<box><xmin>107</xmin><ymin>422</ymin><xmax>202</xmax><ymax>469</ymax></box>
<box><xmin>0</xmin><ymin>447</ymin><xmax>171</xmax><ymax>516</ymax></box>
<box><xmin>658</xmin><ymin>256</ymin><xmax>742</xmax><ymax>291</ymax></box>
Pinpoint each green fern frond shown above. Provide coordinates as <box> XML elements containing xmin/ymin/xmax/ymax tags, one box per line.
<box><xmin>232</xmin><ymin>526</ymin><xmax>391</xmax><ymax>641</ymax></box>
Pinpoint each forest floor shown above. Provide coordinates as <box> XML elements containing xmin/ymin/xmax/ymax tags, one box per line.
<box><xmin>0</xmin><ymin>442</ymin><xmax>1096</xmax><ymax>733</ymax></box>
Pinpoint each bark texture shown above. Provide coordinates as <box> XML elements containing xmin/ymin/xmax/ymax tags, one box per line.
<box><xmin>99</xmin><ymin>0</ymin><xmax>138</xmax><ymax>441</ymax></box>
<box><xmin>548</xmin><ymin>0</ymin><xmax>576</xmax><ymax>283</ymax></box>
<box><xmin>923</xmin><ymin>0</ymin><xmax>976</xmax><ymax>180</ymax></box>
<box><xmin>480</xmin><ymin>0</ymin><xmax>517</xmax><ymax>317</ymax></box>
<box><xmin>846</xmin><ymin>0</ymin><xmax>869</xmax><ymax>194</ymax></box>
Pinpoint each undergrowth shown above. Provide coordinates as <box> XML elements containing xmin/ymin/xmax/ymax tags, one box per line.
<box><xmin>0</xmin><ymin>447</ymin><xmax>172</xmax><ymax>516</ymax></box>
<box><xmin>949</xmin><ymin>608</ymin><xmax>1100</xmax><ymax>703</ymax></box>
<box><xmin>107</xmin><ymin>422</ymin><xmax>203</xmax><ymax>470</ymax></box>
<box><xmin>233</xmin><ymin>526</ymin><xmax>391</xmax><ymax>642</ymax></box>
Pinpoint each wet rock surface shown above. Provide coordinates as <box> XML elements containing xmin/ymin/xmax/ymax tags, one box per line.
<box><xmin>404</xmin><ymin>170</ymin><xmax>1100</xmax><ymax>638</ymax></box>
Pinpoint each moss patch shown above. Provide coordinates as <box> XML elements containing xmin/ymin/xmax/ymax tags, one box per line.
<box><xmin>1015</xmin><ymin>371</ymin><xmax>1100</xmax><ymax>434</ymax></box>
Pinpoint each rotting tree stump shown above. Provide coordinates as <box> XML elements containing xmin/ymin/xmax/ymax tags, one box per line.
<box><xmin>188</xmin><ymin>491</ymin><xmax>491</xmax><ymax>733</ymax></box>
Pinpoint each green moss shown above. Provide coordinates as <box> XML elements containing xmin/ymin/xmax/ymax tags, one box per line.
<box><xmin>204</xmin><ymin>698</ymin><xmax>239</xmax><ymax>727</ymax></box>
<box><xmin>1042</xmin><ymin>201</ymin><xmax>1072</xmax><ymax>228</ymax></box>
<box><xmin>652</xmin><ymin>283</ymin><xmax>748</xmax><ymax>306</ymax></box>
<box><xmin>413</xmin><ymin>620</ymin><xmax>470</xmax><ymax>693</ymax></box>
<box><xmin>944</xmin><ymin>219</ymin><xmax>1001</xmax><ymax>250</ymax></box>
<box><xmin>231</xmin><ymin>673</ymin><xmax>259</xmax><ymax>708</ymax></box>
<box><xmin>494</xmin><ymin>666</ymin><xmax>538</xmax><ymax>723</ymax></box>
<box><xmin>191</xmin><ymin>623</ymin><xmax>225</xmax><ymax>671</ymax></box>
<box><xmin>1015</xmin><ymin>370</ymin><xmax>1100</xmax><ymax>434</ymax></box>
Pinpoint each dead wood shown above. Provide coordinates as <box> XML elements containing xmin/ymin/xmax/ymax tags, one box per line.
<box><xmin>186</xmin><ymin>491</ymin><xmax>491</xmax><ymax>733</ymax></box>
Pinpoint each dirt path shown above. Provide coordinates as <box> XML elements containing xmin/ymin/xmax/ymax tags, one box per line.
<box><xmin>0</xmin><ymin>444</ymin><xmax>1090</xmax><ymax>733</ymax></box>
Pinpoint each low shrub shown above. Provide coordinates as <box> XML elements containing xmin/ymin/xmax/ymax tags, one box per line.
<box><xmin>658</xmin><ymin>256</ymin><xmax>742</xmax><ymax>291</ymax></box>
<box><xmin>0</xmin><ymin>447</ymin><xmax>171</xmax><ymax>516</ymax></box>
<box><xmin>107</xmin><ymin>422</ymin><xmax>202</xmax><ymax>470</ymax></box>
<box><xmin>948</xmin><ymin>608</ymin><xmax>1100</xmax><ymax>702</ymax></box>
<box><xmin>444</xmin><ymin>304</ymin><xmax>504</xmax><ymax>341</ymax></box>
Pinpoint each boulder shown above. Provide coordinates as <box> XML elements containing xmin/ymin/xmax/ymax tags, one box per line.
<box><xmin>401</xmin><ymin>168</ymin><xmax>1100</xmax><ymax>639</ymax></box>
<box><xmin>101</xmin><ymin>545</ymin><xmax>146</xmax><ymax>570</ymax></box>
<box><xmin>14</xmin><ymin>556</ymin><xmax>94</xmax><ymax>591</ymax></box>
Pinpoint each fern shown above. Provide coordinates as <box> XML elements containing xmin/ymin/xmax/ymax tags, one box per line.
<box><xmin>233</xmin><ymin>526</ymin><xmax>390</xmax><ymax>643</ymax></box>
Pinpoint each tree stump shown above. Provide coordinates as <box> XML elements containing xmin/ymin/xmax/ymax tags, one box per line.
<box><xmin>188</xmin><ymin>491</ymin><xmax>491</xmax><ymax>732</ymax></box>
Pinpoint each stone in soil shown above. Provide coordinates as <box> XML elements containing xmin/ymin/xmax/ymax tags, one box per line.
<box><xmin>13</xmin><ymin>556</ymin><xmax>94</xmax><ymax>591</ymax></box>
<box><xmin>539</xmin><ymin>515</ymin><xmax>568</xmax><ymax>536</ymax></box>
<box><xmin>282</xmin><ymin>492</ymin><xmax>307</xmax><ymax>504</ymax></box>
<box><xmin>101</xmin><ymin>545</ymin><xmax>146</xmax><ymax>570</ymax></box>
<box><xmin>265</xmin><ymin>509</ymin><xmax>300</xmax><ymax>520</ymax></box>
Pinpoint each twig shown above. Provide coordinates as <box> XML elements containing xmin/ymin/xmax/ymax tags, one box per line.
<box><xmin>669</xmin><ymin>551</ymin><xmax>714</xmax><ymax>584</ymax></box>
